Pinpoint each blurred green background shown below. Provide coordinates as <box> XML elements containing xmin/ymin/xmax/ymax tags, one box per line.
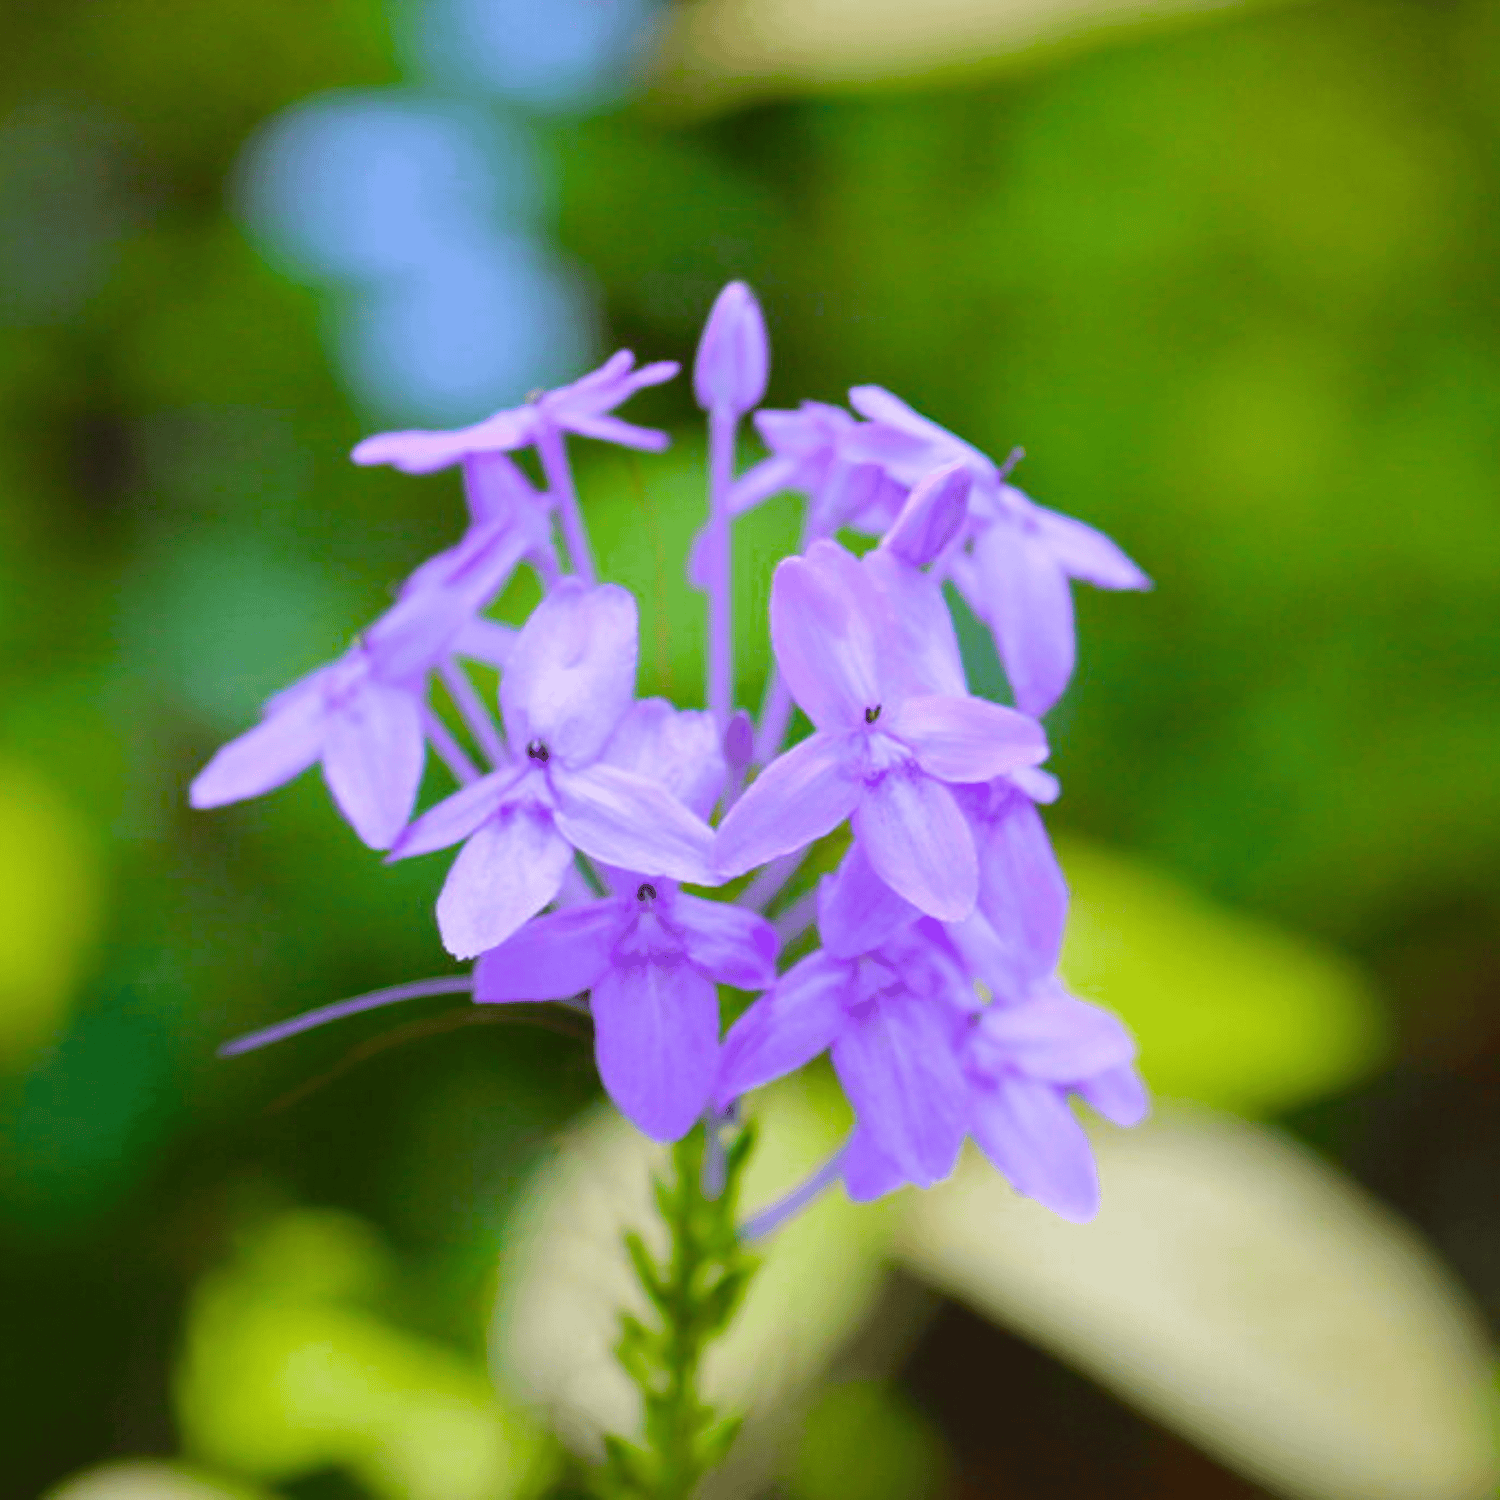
<box><xmin>4</xmin><ymin>0</ymin><xmax>1500</xmax><ymax>1495</ymax></box>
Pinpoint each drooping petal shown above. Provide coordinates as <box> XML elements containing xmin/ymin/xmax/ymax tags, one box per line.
<box><xmin>972</xmin><ymin>988</ymin><xmax>1137</xmax><ymax>1082</ymax></box>
<box><xmin>1030</xmin><ymin>502</ymin><xmax>1151</xmax><ymax>591</ymax></box>
<box><xmin>1076</xmin><ymin>1062</ymin><xmax>1150</xmax><ymax>1127</ymax></box>
<box><xmin>499</xmin><ymin>580</ymin><xmax>638</xmax><ymax>766</ymax></box>
<box><xmin>713</xmin><ymin>732</ymin><xmax>859</xmax><ymax>878</ymax></box>
<box><xmin>880</xmin><ymin>461</ymin><xmax>970</xmax><ymax>567</ymax></box>
<box><xmin>602</xmin><ymin>698</ymin><xmax>726</xmax><ymax>820</ymax></box>
<box><xmin>562</xmin><ymin>412</ymin><xmax>673</xmax><ymax>452</ymax></box>
<box><xmin>968</xmin><ymin>1075</ymin><xmax>1100</xmax><ymax>1222</ymax></box>
<box><xmin>592</xmin><ymin>959</ymin><xmax>719</xmax><ymax>1142</ymax></box>
<box><xmin>860</xmin><ymin>549</ymin><xmax>967</xmax><ymax>700</ymax></box>
<box><xmin>189</xmin><ymin>680</ymin><xmax>329</xmax><ymax>809</ymax></box>
<box><xmin>671</xmin><ymin>893</ymin><xmax>779</xmax><ymax>990</ymax></box>
<box><xmin>971</xmin><ymin>520</ymin><xmax>1076</xmax><ymax>717</ymax></box>
<box><xmin>461</xmin><ymin>450</ymin><xmax>541</xmax><ymax>525</ymax></box>
<box><xmin>434</xmin><ymin>805</ymin><xmax>573</xmax><ymax>959</ymax></box>
<box><xmin>321</xmin><ymin>679</ymin><xmax>425</xmax><ymax>850</ymax></box>
<box><xmin>770</xmin><ymin>541</ymin><xmax>894</xmax><ymax>730</ymax></box>
<box><xmin>553</xmin><ymin>763</ymin><xmax>715</xmax><ymax>885</ymax></box>
<box><xmin>350</xmin><ymin>408</ymin><xmax>534</xmax><ymax>473</ymax></box>
<box><xmin>693</xmin><ymin>280</ymin><xmax>769</xmax><ymax>415</ymax></box>
<box><xmin>885</xmin><ymin>693</ymin><xmax>1048</xmax><ymax>784</ymax></box>
<box><xmin>389</xmin><ymin>767</ymin><xmax>523</xmax><ymax>860</ymax></box>
<box><xmin>715</xmin><ymin>952</ymin><xmax>849</xmax><ymax>1106</ymax></box>
<box><xmin>817</xmin><ymin>840</ymin><xmax>920</xmax><ymax>960</ymax></box>
<box><xmin>832</xmin><ymin>991</ymin><xmax>967</xmax><ymax>1188</ymax></box>
<box><xmin>840</xmin><ymin>1126</ymin><xmax>908</xmax><ymax>1203</ymax></box>
<box><xmin>472</xmin><ymin>901</ymin><xmax>625</xmax><ymax>1002</ymax></box>
<box><xmin>854</xmin><ymin>768</ymin><xmax>978</xmax><ymax>921</ymax></box>
<box><xmin>973</xmin><ymin>790</ymin><xmax>1068</xmax><ymax>988</ymax></box>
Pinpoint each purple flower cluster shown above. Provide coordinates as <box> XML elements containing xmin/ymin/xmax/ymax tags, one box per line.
<box><xmin>195</xmin><ymin>283</ymin><xmax>1149</xmax><ymax>1226</ymax></box>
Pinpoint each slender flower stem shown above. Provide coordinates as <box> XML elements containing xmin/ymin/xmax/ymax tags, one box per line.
<box><xmin>536</xmin><ymin>420</ymin><xmax>597</xmax><ymax>585</ymax></box>
<box><xmin>739</xmin><ymin>1142</ymin><xmax>848</xmax><ymax>1242</ymax></box>
<box><xmin>772</xmin><ymin>890</ymin><xmax>818</xmax><ymax>947</ymax></box>
<box><xmin>440</xmin><ymin>658</ymin><xmax>507</xmax><ymax>767</ymax></box>
<box><xmin>752</xmin><ymin>669</ymin><xmax>794</xmax><ymax>765</ymax></box>
<box><xmin>706</xmin><ymin>405</ymin><xmax>736</xmax><ymax>730</ymax></box>
<box><xmin>422</xmin><ymin>707</ymin><xmax>479</xmax><ymax>785</ymax></box>
<box><xmin>218</xmin><ymin>976</ymin><xmax>475</xmax><ymax>1057</ymax></box>
<box><xmin>741</xmin><ymin>850</ymin><xmax>803</xmax><ymax>913</ymax></box>
<box><xmin>599</xmin><ymin>1127</ymin><xmax>757</xmax><ymax>1500</ymax></box>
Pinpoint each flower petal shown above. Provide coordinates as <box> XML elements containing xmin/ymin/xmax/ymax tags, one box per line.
<box><xmin>713</xmin><ymin>732</ymin><xmax>859</xmax><ymax>879</ymax></box>
<box><xmin>390</xmin><ymin>768</ymin><xmax>522</xmax><ymax>860</ymax></box>
<box><xmin>854</xmin><ymin>769</ymin><xmax>977</xmax><ymax>921</ymax></box>
<box><xmin>1077</xmin><ymin>1062</ymin><xmax>1150</xmax><ymax>1127</ymax></box>
<box><xmin>593</xmin><ymin>959</ymin><xmax>718</xmax><ymax>1142</ymax></box>
<box><xmin>434</xmin><ymin>806</ymin><xmax>572</xmax><ymax>959</ymax></box>
<box><xmin>880</xmin><ymin>461</ymin><xmax>970</xmax><ymax>567</ymax></box>
<box><xmin>553</xmin><ymin>763</ymin><xmax>715</xmax><ymax>885</ymax></box>
<box><xmin>670</xmin><ymin>893</ymin><xmax>778</xmax><ymax>990</ymax></box>
<box><xmin>472</xmin><ymin>901</ymin><xmax>625</xmax><ymax>1002</ymax></box>
<box><xmin>861</xmin><ymin>550</ymin><xmax>967</xmax><ymax>700</ymax></box>
<box><xmin>885</xmin><ymin>693</ymin><xmax>1048</xmax><ymax>784</ymax></box>
<box><xmin>832</xmin><ymin>991</ymin><xmax>967</xmax><ymax>1188</ymax></box>
<box><xmin>562</xmin><ymin>413</ymin><xmax>672</xmax><ymax>452</ymax></box>
<box><xmin>453</xmin><ymin>616</ymin><xmax>518</xmax><ymax>670</ymax></box>
<box><xmin>817</xmin><ymin>840</ymin><xmax>920</xmax><ymax>960</ymax></box>
<box><xmin>715</xmin><ymin>952</ymin><xmax>849</xmax><ymax>1106</ymax></box>
<box><xmin>840</xmin><ymin>1126</ymin><xmax>908</xmax><ymax>1203</ymax></box>
<box><xmin>969</xmin><ymin>1074</ymin><xmax>1100</xmax><ymax>1222</ymax></box>
<box><xmin>321</xmin><ymin>680</ymin><xmax>425</xmax><ymax>849</ymax></box>
<box><xmin>350</xmin><ymin>408</ymin><xmax>534</xmax><ymax>472</ymax></box>
<box><xmin>602</xmin><ymin>698</ymin><xmax>726</xmax><ymax>820</ymax></box>
<box><xmin>189</xmin><ymin>681</ymin><xmax>329</xmax><ymax>809</ymax></box>
<box><xmin>972</xmin><ymin>988</ymin><xmax>1136</xmax><ymax>1082</ymax></box>
<box><xmin>970</xmin><ymin>521</ymin><xmax>1075</xmax><ymax>717</ymax></box>
<box><xmin>770</xmin><ymin>541</ymin><xmax>895</xmax><ymax>730</ymax></box>
<box><xmin>1031</xmin><ymin>502</ymin><xmax>1151</xmax><ymax>591</ymax></box>
<box><xmin>500</xmin><ymin>580</ymin><xmax>638</xmax><ymax>766</ymax></box>
<box><xmin>973</xmin><ymin>789</ymin><xmax>1068</xmax><ymax>988</ymax></box>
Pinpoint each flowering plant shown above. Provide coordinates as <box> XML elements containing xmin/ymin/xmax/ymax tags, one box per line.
<box><xmin>192</xmin><ymin>282</ymin><xmax>1150</xmax><ymax>1495</ymax></box>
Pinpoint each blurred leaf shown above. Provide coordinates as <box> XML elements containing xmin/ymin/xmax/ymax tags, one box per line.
<box><xmin>44</xmin><ymin>1460</ymin><xmax>271</xmax><ymax>1500</ymax></box>
<box><xmin>175</xmin><ymin>1208</ymin><xmax>552</xmax><ymax>1500</ymax></box>
<box><xmin>492</xmin><ymin>1072</ymin><xmax>892</xmax><ymax>1462</ymax></box>
<box><xmin>897</xmin><ymin>1104</ymin><xmax>1498</xmax><ymax>1500</ymax></box>
<box><xmin>788</xmin><ymin>1380</ymin><xmax>948</xmax><ymax>1500</ymax></box>
<box><xmin>651</xmin><ymin>0</ymin><xmax>1285</xmax><ymax>111</ymax></box>
<box><xmin>0</xmin><ymin>761</ymin><xmax>103</xmax><ymax>1065</ymax></box>
<box><xmin>1059</xmin><ymin>836</ymin><xmax>1388</xmax><ymax>1114</ymax></box>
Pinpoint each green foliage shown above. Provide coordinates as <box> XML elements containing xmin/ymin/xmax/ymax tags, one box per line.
<box><xmin>789</xmin><ymin>1381</ymin><xmax>949</xmax><ymax>1500</ymax></box>
<box><xmin>595</xmin><ymin>1127</ymin><xmax>759</xmax><ymax>1500</ymax></box>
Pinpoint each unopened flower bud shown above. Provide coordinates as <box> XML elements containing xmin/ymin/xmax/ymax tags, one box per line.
<box><xmin>694</xmin><ymin>281</ymin><xmax>769</xmax><ymax>415</ymax></box>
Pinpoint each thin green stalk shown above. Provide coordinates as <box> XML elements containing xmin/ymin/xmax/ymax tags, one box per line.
<box><xmin>593</xmin><ymin>1125</ymin><xmax>758</xmax><ymax>1500</ymax></box>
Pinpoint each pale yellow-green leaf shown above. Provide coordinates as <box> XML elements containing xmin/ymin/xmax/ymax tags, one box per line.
<box><xmin>175</xmin><ymin>1208</ymin><xmax>551</xmax><ymax>1500</ymax></box>
<box><xmin>491</xmin><ymin>1071</ymin><xmax>893</xmax><ymax>1461</ymax></box>
<box><xmin>652</xmin><ymin>0</ymin><xmax>1278</xmax><ymax>113</ymax></box>
<box><xmin>0</xmin><ymin>759</ymin><xmax>103</xmax><ymax>1064</ymax></box>
<box><xmin>897</xmin><ymin>1105</ymin><xmax>1499</xmax><ymax>1500</ymax></box>
<box><xmin>1059</xmin><ymin>836</ymin><xmax>1387</xmax><ymax>1113</ymax></box>
<box><xmin>43</xmin><ymin>1460</ymin><xmax>270</xmax><ymax>1500</ymax></box>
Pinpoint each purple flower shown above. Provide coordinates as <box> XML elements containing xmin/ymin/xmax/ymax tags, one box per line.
<box><xmin>349</xmin><ymin>350</ymin><xmax>681</xmax><ymax>474</ymax></box>
<box><xmin>694</xmin><ymin>281</ymin><xmax>769</xmax><ymax>417</ymax></box>
<box><xmin>716</xmin><ymin>844</ymin><xmax>971</xmax><ymax>1186</ymax></box>
<box><xmin>848</xmin><ymin>385</ymin><xmax>1151</xmax><ymax>716</ymax></box>
<box><xmin>842</xmin><ymin>980</ymin><xmax>1147</xmax><ymax>1221</ymax></box>
<box><xmin>390</xmin><ymin>582</ymin><xmax>719</xmax><ymax>958</ymax></box>
<box><xmin>475</xmin><ymin>874</ymin><xmax>776</xmax><ymax>1143</ymax></box>
<box><xmin>714</xmin><ymin>539</ymin><xmax>1048</xmax><ymax>920</ymax></box>
<box><xmin>731</xmin><ymin>401</ymin><xmax>906</xmax><ymax>537</ymax></box>
<box><xmin>189</xmin><ymin>516</ymin><xmax>529</xmax><ymax>850</ymax></box>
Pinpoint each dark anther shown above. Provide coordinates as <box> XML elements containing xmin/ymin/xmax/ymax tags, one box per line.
<box><xmin>864</xmin><ymin>704</ymin><xmax>882</xmax><ymax>724</ymax></box>
<box><xmin>637</xmin><ymin>883</ymin><xmax>657</xmax><ymax>902</ymax></box>
<box><xmin>526</xmin><ymin>739</ymin><xmax>550</xmax><ymax>764</ymax></box>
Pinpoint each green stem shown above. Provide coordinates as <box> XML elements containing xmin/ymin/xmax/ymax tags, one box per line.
<box><xmin>592</xmin><ymin>1124</ymin><xmax>758</xmax><ymax>1500</ymax></box>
